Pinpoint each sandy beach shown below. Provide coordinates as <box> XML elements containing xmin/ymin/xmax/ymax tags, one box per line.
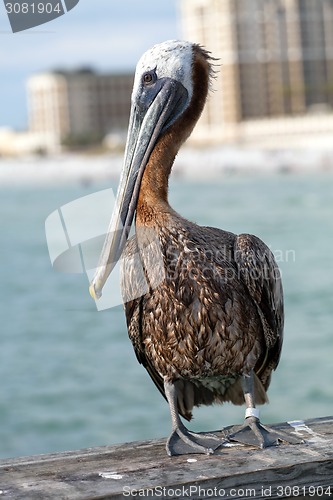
<box><xmin>1</xmin><ymin>144</ymin><xmax>333</xmax><ymax>185</ymax></box>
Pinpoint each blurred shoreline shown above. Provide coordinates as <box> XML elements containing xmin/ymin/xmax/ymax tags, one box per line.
<box><xmin>0</xmin><ymin>145</ymin><xmax>333</xmax><ymax>185</ymax></box>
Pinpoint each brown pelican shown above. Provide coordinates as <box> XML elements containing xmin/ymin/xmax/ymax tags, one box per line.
<box><xmin>89</xmin><ymin>40</ymin><xmax>297</xmax><ymax>455</ymax></box>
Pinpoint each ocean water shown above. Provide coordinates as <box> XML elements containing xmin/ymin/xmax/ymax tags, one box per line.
<box><xmin>0</xmin><ymin>168</ymin><xmax>332</xmax><ymax>459</ymax></box>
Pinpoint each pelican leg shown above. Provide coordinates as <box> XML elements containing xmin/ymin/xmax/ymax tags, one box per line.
<box><xmin>227</xmin><ymin>372</ymin><xmax>301</xmax><ymax>448</ymax></box>
<box><xmin>164</xmin><ymin>380</ymin><xmax>222</xmax><ymax>456</ymax></box>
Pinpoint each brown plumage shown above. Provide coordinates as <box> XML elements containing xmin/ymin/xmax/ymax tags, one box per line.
<box><xmin>90</xmin><ymin>40</ymin><xmax>291</xmax><ymax>455</ymax></box>
<box><xmin>122</xmin><ymin>211</ymin><xmax>283</xmax><ymax>421</ymax></box>
<box><xmin>120</xmin><ymin>44</ymin><xmax>283</xmax><ymax>419</ymax></box>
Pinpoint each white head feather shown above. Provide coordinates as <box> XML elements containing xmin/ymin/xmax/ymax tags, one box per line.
<box><xmin>132</xmin><ymin>40</ymin><xmax>194</xmax><ymax>104</ymax></box>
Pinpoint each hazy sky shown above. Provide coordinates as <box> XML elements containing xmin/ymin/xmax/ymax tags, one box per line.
<box><xmin>0</xmin><ymin>1</ymin><xmax>179</xmax><ymax>129</ymax></box>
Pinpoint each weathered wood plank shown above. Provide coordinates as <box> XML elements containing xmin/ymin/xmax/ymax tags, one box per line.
<box><xmin>0</xmin><ymin>416</ymin><xmax>332</xmax><ymax>499</ymax></box>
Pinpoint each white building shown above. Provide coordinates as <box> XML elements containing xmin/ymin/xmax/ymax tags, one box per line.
<box><xmin>0</xmin><ymin>128</ymin><xmax>58</xmax><ymax>157</ymax></box>
<box><xmin>180</xmin><ymin>0</ymin><xmax>333</xmax><ymax>145</ymax></box>
<box><xmin>27</xmin><ymin>68</ymin><xmax>133</xmax><ymax>147</ymax></box>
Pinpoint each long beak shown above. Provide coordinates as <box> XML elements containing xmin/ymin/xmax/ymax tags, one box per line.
<box><xmin>89</xmin><ymin>79</ymin><xmax>187</xmax><ymax>300</ymax></box>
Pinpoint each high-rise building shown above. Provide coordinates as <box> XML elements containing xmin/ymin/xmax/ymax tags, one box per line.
<box><xmin>27</xmin><ymin>68</ymin><xmax>133</xmax><ymax>145</ymax></box>
<box><xmin>180</xmin><ymin>0</ymin><xmax>333</xmax><ymax>143</ymax></box>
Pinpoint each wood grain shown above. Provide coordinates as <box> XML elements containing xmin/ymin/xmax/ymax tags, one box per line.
<box><xmin>0</xmin><ymin>416</ymin><xmax>332</xmax><ymax>499</ymax></box>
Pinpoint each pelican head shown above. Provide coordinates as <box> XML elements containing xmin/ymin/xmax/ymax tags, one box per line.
<box><xmin>90</xmin><ymin>40</ymin><xmax>212</xmax><ymax>300</ymax></box>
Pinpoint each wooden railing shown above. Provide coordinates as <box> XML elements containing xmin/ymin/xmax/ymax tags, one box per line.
<box><xmin>0</xmin><ymin>416</ymin><xmax>332</xmax><ymax>499</ymax></box>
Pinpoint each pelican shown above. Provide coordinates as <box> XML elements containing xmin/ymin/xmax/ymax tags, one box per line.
<box><xmin>90</xmin><ymin>40</ymin><xmax>297</xmax><ymax>455</ymax></box>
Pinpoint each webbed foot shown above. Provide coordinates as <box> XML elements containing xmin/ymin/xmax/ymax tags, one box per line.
<box><xmin>166</xmin><ymin>426</ymin><xmax>222</xmax><ymax>456</ymax></box>
<box><xmin>227</xmin><ymin>416</ymin><xmax>302</xmax><ymax>448</ymax></box>
<box><xmin>164</xmin><ymin>379</ymin><xmax>225</xmax><ymax>456</ymax></box>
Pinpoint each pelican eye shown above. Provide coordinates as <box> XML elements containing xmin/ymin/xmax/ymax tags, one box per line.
<box><xmin>142</xmin><ymin>70</ymin><xmax>157</xmax><ymax>85</ymax></box>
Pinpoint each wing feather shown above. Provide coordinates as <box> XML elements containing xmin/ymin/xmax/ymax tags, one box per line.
<box><xmin>234</xmin><ymin>233</ymin><xmax>284</xmax><ymax>385</ymax></box>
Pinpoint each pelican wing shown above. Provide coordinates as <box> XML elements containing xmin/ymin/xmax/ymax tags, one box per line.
<box><xmin>125</xmin><ymin>296</ymin><xmax>168</xmax><ymax>399</ymax></box>
<box><xmin>234</xmin><ymin>233</ymin><xmax>284</xmax><ymax>385</ymax></box>
<box><xmin>121</xmin><ymin>237</ymin><xmax>169</xmax><ymax>405</ymax></box>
